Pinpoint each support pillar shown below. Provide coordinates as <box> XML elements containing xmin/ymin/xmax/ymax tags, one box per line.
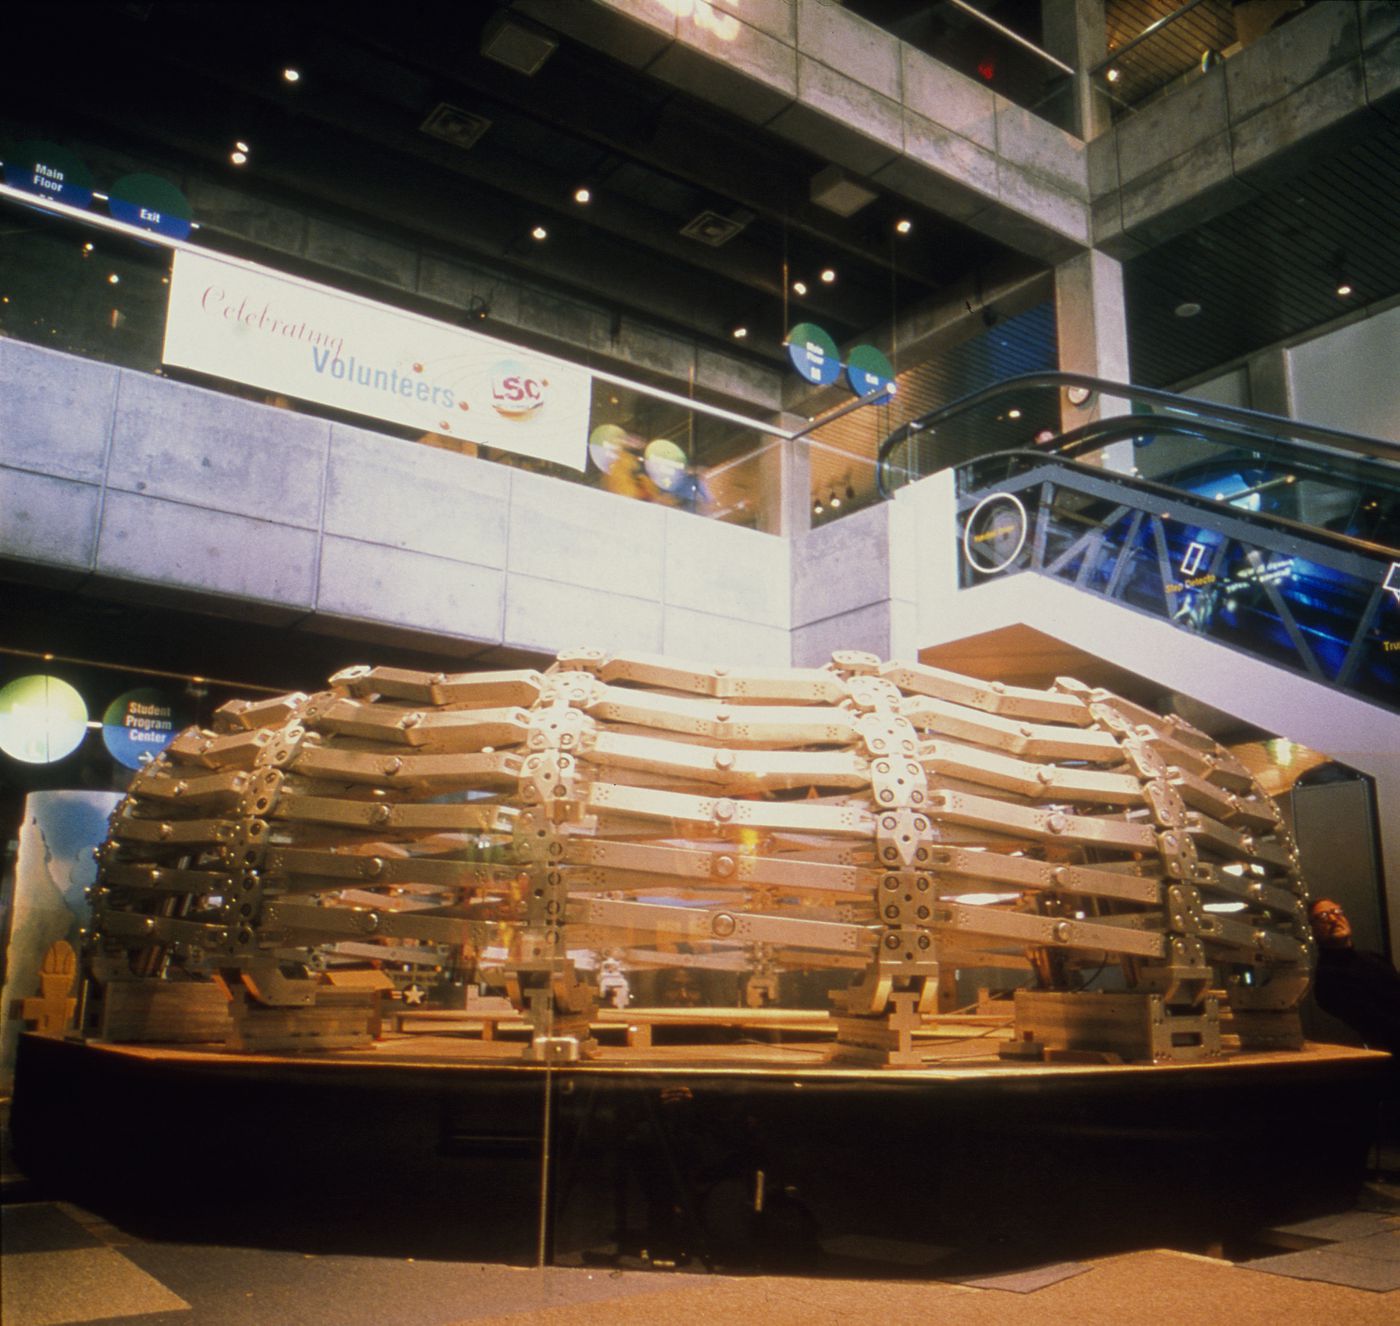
<box><xmin>1042</xmin><ymin>0</ymin><xmax>1113</xmax><ymax>140</ymax></box>
<box><xmin>1055</xmin><ymin>247</ymin><xmax>1134</xmax><ymax>472</ymax></box>
<box><xmin>756</xmin><ymin>417</ymin><xmax>812</xmax><ymax>537</ymax></box>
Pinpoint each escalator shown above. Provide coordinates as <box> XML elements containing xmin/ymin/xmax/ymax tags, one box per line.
<box><xmin>877</xmin><ymin>372</ymin><xmax>1400</xmax><ymax>713</ymax></box>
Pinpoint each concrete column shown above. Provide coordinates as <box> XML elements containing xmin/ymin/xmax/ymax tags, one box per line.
<box><xmin>755</xmin><ymin>425</ymin><xmax>812</xmax><ymax>537</ymax></box>
<box><xmin>1054</xmin><ymin>247</ymin><xmax>1134</xmax><ymax>470</ymax></box>
<box><xmin>1042</xmin><ymin>0</ymin><xmax>1113</xmax><ymax>140</ymax></box>
<box><xmin>1246</xmin><ymin>347</ymin><xmax>1294</xmax><ymax>419</ymax></box>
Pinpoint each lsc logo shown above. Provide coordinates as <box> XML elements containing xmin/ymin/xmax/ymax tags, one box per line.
<box><xmin>491</xmin><ymin>359</ymin><xmax>547</xmax><ymax>417</ymax></box>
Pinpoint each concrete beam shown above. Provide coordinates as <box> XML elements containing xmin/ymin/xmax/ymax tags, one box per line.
<box><xmin>558</xmin><ymin>0</ymin><xmax>1093</xmax><ymax>264</ymax></box>
<box><xmin>1095</xmin><ymin>1</ymin><xmax>1397</xmax><ymax>256</ymax></box>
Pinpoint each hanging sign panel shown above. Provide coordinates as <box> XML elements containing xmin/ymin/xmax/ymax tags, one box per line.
<box><xmin>163</xmin><ymin>250</ymin><xmax>591</xmax><ymax>470</ymax></box>
<box><xmin>101</xmin><ymin>687</ymin><xmax>186</xmax><ymax>770</ymax></box>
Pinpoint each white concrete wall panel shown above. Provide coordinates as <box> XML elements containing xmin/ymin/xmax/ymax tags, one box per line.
<box><xmin>791</xmin><ymin>502</ymin><xmax>891</xmax><ymax>627</ymax></box>
<box><xmin>507</xmin><ymin>468</ymin><xmax>667</xmax><ymax>601</ymax></box>
<box><xmin>504</xmin><ymin>574</ymin><xmax>663</xmax><ymax>655</ymax></box>
<box><xmin>95</xmin><ymin>492</ymin><xmax>318</xmax><ymax>609</ymax></box>
<box><xmin>662</xmin><ymin>508</ymin><xmax>790</xmax><ymax>627</ymax></box>
<box><xmin>106</xmin><ymin>373</ymin><xmax>329</xmax><ymax>527</ymax></box>
<box><xmin>791</xmin><ymin>599</ymin><xmax>891</xmax><ymax>668</ymax></box>
<box><xmin>662</xmin><ymin>605</ymin><xmax>790</xmax><ymax>667</ymax></box>
<box><xmin>1287</xmin><ymin>303</ymin><xmax>1400</xmax><ymax>443</ymax></box>
<box><xmin>0</xmin><ymin>470</ymin><xmax>101</xmax><ymax>570</ymax></box>
<box><xmin>317</xmin><ymin>535</ymin><xmax>504</xmax><ymax>642</ymax></box>
<box><xmin>325</xmin><ymin>426</ymin><xmax>510</xmax><ymax>566</ymax></box>
<box><xmin>0</xmin><ymin>340</ymin><xmax>118</xmax><ymax>482</ymax></box>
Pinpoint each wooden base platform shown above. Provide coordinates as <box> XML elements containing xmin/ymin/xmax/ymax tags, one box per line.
<box><xmin>11</xmin><ymin>1031</ymin><xmax>1392</xmax><ymax>1273</ymax></box>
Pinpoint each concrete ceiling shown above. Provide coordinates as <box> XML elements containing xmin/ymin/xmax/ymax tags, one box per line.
<box><xmin>3</xmin><ymin>1</ymin><xmax>1392</xmax><ymax>404</ymax></box>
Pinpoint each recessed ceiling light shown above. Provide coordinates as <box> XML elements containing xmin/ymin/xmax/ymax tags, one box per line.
<box><xmin>820</xmin><ymin>268</ymin><xmax>836</xmax><ymax>284</ymax></box>
<box><xmin>1174</xmin><ymin>301</ymin><xmax>1202</xmax><ymax>318</ymax></box>
<box><xmin>1008</xmin><ymin>408</ymin><xmax>1021</xmax><ymax>419</ymax></box>
<box><xmin>895</xmin><ymin>218</ymin><xmax>912</xmax><ymax>235</ymax></box>
<box><xmin>792</xmin><ymin>280</ymin><xmax>807</xmax><ymax>296</ymax></box>
<box><xmin>230</xmin><ymin>150</ymin><xmax>248</xmax><ymax>165</ymax></box>
<box><xmin>235</xmin><ymin>141</ymin><xmax>250</xmax><ymax>153</ymax></box>
<box><xmin>531</xmin><ymin>225</ymin><xmax>548</xmax><ymax>241</ymax></box>
<box><xmin>732</xmin><ymin>325</ymin><xmax>748</xmax><ymax>339</ymax></box>
<box><xmin>107</xmin><ymin>273</ymin><xmax>120</xmax><ymax>285</ymax></box>
<box><xmin>1106</xmin><ymin>68</ymin><xmax>1121</xmax><ymax>83</ymax></box>
<box><xmin>282</xmin><ymin>67</ymin><xmax>301</xmax><ymax>83</ymax></box>
<box><xmin>82</xmin><ymin>242</ymin><xmax>94</xmax><ymax>254</ymax></box>
<box><xmin>573</xmin><ymin>186</ymin><xmax>591</xmax><ymax>204</ymax></box>
<box><xmin>1336</xmin><ymin>282</ymin><xmax>1353</xmax><ymax>297</ymax></box>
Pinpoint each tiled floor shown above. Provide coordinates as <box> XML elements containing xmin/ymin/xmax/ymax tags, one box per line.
<box><xmin>2</xmin><ymin>1189</ymin><xmax>1396</xmax><ymax>1326</ymax></box>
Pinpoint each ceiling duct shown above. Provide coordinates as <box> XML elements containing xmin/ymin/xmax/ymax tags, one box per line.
<box><xmin>420</xmin><ymin>103</ymin><xmax>492</xmax><ymax>150</ymax></box>
<box><xmin>810</xmin><ymin>164</ymin><xmax>878</xmax><ymax>217</ymax></box>
<box><xmin>680</xmin><ymin>207</ymin><xmax>755</xmax><ymax>247</ymax></box>
<box><xmin>481</xmin><ymin>13</ymin><xmax>559</xmax><ymax>76</ymax></box>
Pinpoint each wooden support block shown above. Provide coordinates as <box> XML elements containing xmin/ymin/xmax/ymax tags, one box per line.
<box><xmin>227</xmin><ymin>990</ymin><xmax>377</xmax><ymax>1053</ymax></box>
<box><xmin>20</xmin><ymin>942</ymin><xmax>78</xmax><ymax>1037</ymax></box>
<box><xmin>99</xmin><ymin>980</ymin><xmax>232</xmax><ymax>1043</ymax></box>
<box><xmin>1012</xmin><ymin>990</ymin><xmax>1222</xmax><ymax>1063</ymax></box>
<box><xmin>1221</xmin><ymin>1007</ymin><xmax>1304</xmax><ymax>1052</ymax></box>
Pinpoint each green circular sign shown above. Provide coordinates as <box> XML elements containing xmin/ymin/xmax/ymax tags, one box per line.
<box><xmin>846</xmin><ymin>344</ymin><xmax>896</xmax><ymax>402</ymax></box>
<box><xmin>786</xmin><ymin>322</ymin><xmax>842</xmax><ymax>386</ymax></box>
<box><xmin>0</xmin><ymin>675</ymin><xmax>89</xmax><ymax>764</ymax></box>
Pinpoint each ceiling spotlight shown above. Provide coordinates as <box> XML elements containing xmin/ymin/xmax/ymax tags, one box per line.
<box><xmin>235</xmin><ymin>140</ymin><xmax>250</xmax><ymax>153</ymax></box>
<box><xmin>813</xmin><ymin>498</ymin><xmax>824</xmax><ymax>516</ymax></box>
<box><xmin>282</xmin><ymin>67</ymin><xmax>301</xmax><ymax>83</ymax></box>
<box><xmin>830</xmin><ymin>492</ymin><xmax>842</xmax><ymax>510</ymax></box>
<box><xmin>1336</xmin><ymin>282</ymin><xmax>1353</xmax><ymax>297</ymax></box>
<box><xmin>573</xmin><ymin>186</ymin><xmax>591</xmax><ymax>204</ymax></box>
<box><xmin>792</xmin><ymin>280</ymin><xmax>808</xmax><ymax>296</ymax></box>
<box><xmin>731</xmin><ymin>325</ymin><xmax>748</xmax><ymax>339</ymax></box>
<box><xmin>82</xmin><ymin>242</ymin><xmax>94</xmax><ymax>254</ymax></box>
<box><xmin>531</xmin><ymin>225</ymin><xmax>548</xmax><ymax>241</ymax></box>
<box><xmin>820</xmin><ymin>268</ymin><xmax>836</xmax><ymax>284</ymax></box>
<box><xmin>107</xmin><ymin>273</ymin><xmax>120</xmax><ymax>285</ymax></box>
<box><xmin>895</xmin><ymin>218</ymin><xmax>912</xmax><ymax>235</ymax></box>
<box><xmin>1008</xmin><ymin>408</ymin><xmax>1022</xmax><ymax>420</ymax></box>
<box><xmin>1106</xmin><ymin>68</ymin><xmax>1121</xmax><ymax>83</ymax></box>
<box><xmin>1174</xmin><ymin>301</ymin><xmax>1202</xmax><ymax>318</ymax></box>
<box><xmin>230</xmin><ymin>150</ymin><xmax>248</xmax><ymax>165</ymax></box>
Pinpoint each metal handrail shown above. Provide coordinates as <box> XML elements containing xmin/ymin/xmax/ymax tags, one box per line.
<box><xmin>1087</xmin><ymin>0</ymin><xmax>1214</xmax><ymax>79</ymax></box>
<box><xmin>946</xmin><ymin>0</ymin><xmax>1075</xmax><ymax>77</ymax></box>
<box><xmin>956</xmin><ymin>437</ymin><xmax>1397</xmax><ymax>569</ymax></box>
<box><xmin>875</xmin><ymin>371</ymin><xmax>1400</xmax><ymax>498</ymax></box>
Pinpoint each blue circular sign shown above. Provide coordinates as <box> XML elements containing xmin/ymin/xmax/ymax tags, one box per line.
<box><xmin>846</xmin><ymin>344</ymin><xmax>896</xmax><ymax>403</ymax></box>
<box><xmin>4</xmin><ymin>141</ymin><xmax>94</xmax><ymax>210</ymax></box>
<box><xmin>786</xmin><ymin>322</ymin><xmax>842</xmax><ymax>387</ymax></box>
<box><xmin>108</xmin><ymin>173</ymin><xmax>193</xmax><ymax>240</ymax></box>
<box><xmin>102</xmin><ymin>687</ymin><xmax>185</xmax><ymax>770</ymax></box>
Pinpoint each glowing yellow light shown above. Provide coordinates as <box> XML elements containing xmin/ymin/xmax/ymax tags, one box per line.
<box><xmin>531</xmin><ymin>225</ymin><xmax>548</xmax><ymax>240</ymax></box>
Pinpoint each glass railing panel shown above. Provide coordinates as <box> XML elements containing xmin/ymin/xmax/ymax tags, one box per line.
<box><xmin>0</xmin><ymin>190</ymin><xmax>789</xmax><ymax>528</ymax></box>
<box><xmin>955</xmin><ymin>456</ymin><xmax>1399</xmax><ymax>710</ymax></box>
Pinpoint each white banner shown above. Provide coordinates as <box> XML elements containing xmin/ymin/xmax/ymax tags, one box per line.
<box><xmin>163</xmin><ymin>249</ymin><xmax>591</xmax><ymax>469</ymax></box>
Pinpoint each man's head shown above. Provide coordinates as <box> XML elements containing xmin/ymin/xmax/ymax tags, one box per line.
<box><xmin>1309</xmin><ymin>898</ymin><xmax>1353</xmax><ymax>949</ymax></box>
<box><xmin>659</xmin><ymin>967</ymin><xmax>703</xmax><ymax>1007</ymax></box>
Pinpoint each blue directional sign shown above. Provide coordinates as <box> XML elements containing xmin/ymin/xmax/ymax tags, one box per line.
<box><xmin>786</xmin><ymin>322</ymin><xmax>842</xmax><ymax>387</ymax></box>
<box><xmin>846</xmin><ymin>344</ymin><xmax>896</xmax><ymax>403</ymax></box>
<box><xmin>4</xmin><ymin>141</ymin><xmax>94</xmax><ymax>209</ymax></box>
<box><xmin>108</xmin><ymin>173</ymin><xmax>193</xmax><ymax>240</ymax></box>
